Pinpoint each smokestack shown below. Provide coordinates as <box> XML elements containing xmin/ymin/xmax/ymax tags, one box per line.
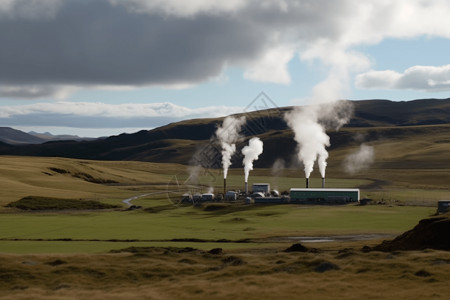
<box><xmin>322</xmin><ymin>177</ymin><xmax>325</xmax><ymax>188</ymax></box>
<box><xmin>245</xmin><ymin>181</ymin><xmax>248</xmax><ymax>195</ymax></box>
<box><xmin>224</xmin><ymin>178</ymin><xmax>227</xmax><ymax>194</ymax></box>
<box><xmin>306</xmin><ymin>178</ymin><xmax>309</xmax><ymax>188</ymax></box>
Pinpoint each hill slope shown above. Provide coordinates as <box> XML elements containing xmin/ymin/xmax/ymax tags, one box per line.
<box><xmin>1</xmin><ymin>98</ymin><xmax>450</xmax><ymax>167</ymax></box>
<box><xmin>350</xmin><ymin>98</ymin><xmax>450</xmax><ymax>126</ymax></box>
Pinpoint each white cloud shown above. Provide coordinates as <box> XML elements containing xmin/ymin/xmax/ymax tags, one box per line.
<box><xmin>2</xmin><ymin>0</ymin><xmax>450</xmax><ymax>100</ymax></box>
<box><xmin>109</xmin><ymin>0</ymin><xmax>245</xmax><ymax>17</ymax></box>
<box><xmin>0</xmin><ymin>84</ymin><xmax>77</xmax><ymax>99</ymax></box>
<box><xmin>0</xmin><ymin>101</ymin><xmax>243</xmax><ymax>119</ymax></box>
<box><xmin>0</xmin><ymin>0</ymin><xmax>63</xmax><ymax>20</ymax></box>
<box><xmin>243</xmin><ymin>45</ymin><xmax>295</xmax><ymax>85</ymax></box>
<box><xmin>355</xmin><ymin>64</ymin><xmax>450</xmax><ymax>91</ymax></box>
<box><xmin>0</xmin><ymin>101</ymin><xmax>246</xmax><ymax>137</ymax></box>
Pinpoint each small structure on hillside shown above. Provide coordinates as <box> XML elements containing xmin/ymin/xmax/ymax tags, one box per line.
<box><xmin>437</xmin><ymin>200</ymin><xmax>450</xmax><ymax>214</ymax></box>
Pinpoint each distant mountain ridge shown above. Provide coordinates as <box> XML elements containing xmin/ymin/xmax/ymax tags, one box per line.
<box><xmin>0</xmin><ymin>128</ymin><xmax>97</xmax><ymax>145</ymax></box>
<box><xmin>0</xmin><ymin>127</ymin><xmax>45</xmax><ymax>145</ymax></box>
<box><xmin>28</xmin><ymin>131</ymin><xmax>96</xmax><ymax>142</ymax></box>
<box><xmin>1</xmin><ymin>98</ymin><xmax>450</xmax><ymax>166</ymax></box>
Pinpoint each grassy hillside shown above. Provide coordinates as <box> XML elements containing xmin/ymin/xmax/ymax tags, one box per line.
<box><xmin>351</xmin><ymin>98</ymin><xmax>450</xmax><ymax>126</ymax></box>
<box><xmin>1</xmin><ymin>121</ymin><xmax>449</xmax><ymax>208</ymax></box>
<box><xmin>0</xmin><ymin>156</ymin><xmax>183</xmax><ymax>207</ymax></box>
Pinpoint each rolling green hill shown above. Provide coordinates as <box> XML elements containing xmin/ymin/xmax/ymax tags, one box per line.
<box><xmin>0</xmin><ymin>98</ymin><xmax>450</xmax><ymax>169</ymax></box>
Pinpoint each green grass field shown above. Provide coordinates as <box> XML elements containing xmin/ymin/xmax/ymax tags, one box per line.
<box><xmin>0</xmin><ymin>204</ymin><xmax>435</xmax><ymax>253</ymax></box>
<box><xmin>0</xmin><ymin>155</ymin><xmax>445</xmax><ymax>254</ymax></box>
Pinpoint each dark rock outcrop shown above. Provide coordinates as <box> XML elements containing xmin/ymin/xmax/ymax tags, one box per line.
<box><xmin>372</xmin><ymin>215</ymin><xmax>450</xmax><ymax>251</ymax></box>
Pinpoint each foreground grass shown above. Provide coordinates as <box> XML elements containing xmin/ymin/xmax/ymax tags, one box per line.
<box><xmin>0</xmin><ymin>245</ymin><xmax>449</xmax><ymax>299</ymax></box>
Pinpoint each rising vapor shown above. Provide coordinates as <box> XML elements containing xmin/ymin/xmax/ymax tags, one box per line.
<box><xmin>284</xmin><ymin>106</ymin><xmax>329</xmax><ymax>179</ymax></box>
<box><xmin>215</xmin><ymin>116</ymin><xmax>246</xmax><ymax>179</ymax></box>
<box><xmin>242</xmin><ymin>137</ymin><xmax>264</xmax><ymax>182</ymax></box>
<box><xmin>344</xmin><ymin>144</ymin><xmax>375</xmax><ymax>174</ymax></box>
<box><xmin>285</xmin><ymin>101</ymin><xmax>353</xmax><ymax>179</ymax></box>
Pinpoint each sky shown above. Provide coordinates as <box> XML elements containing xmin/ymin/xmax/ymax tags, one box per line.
<box><xmin>1</xmin><ymin>0</ymin><xmax>450</xmax><ymax>137</ymax></box>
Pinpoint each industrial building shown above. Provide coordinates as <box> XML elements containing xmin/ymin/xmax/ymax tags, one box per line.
<box><xmin>181</xmin><ymin>179</ymin><xmax>361</xmax><ymax>205</ymax></box>
<box><xmin>252</xmin><ymin>183</ymin><xmax>270</xmax><ymax>194</ymax></box>
<box><xmin>290</xmin><ymin>188</ymin><xmax>360</xmax><ymax>204</ymax></box>
<box><xmin>225</xmin><ymin>191</ymin><xmax>238</xmax><ymax>201</ymax></box>
<box><xmin>201</xmin><ymin>193</ymin><xmax>214</xmax><ymax>202</ymax></box>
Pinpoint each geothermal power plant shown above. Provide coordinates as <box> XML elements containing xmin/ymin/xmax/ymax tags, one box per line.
<box><xmin>181</xmin><ymin>115</ymin><xmax>360</xmax><ymax>205</ymax></box>
<box><xmin>183</xmin><ymin>173</ymin><xmax>360</xmax><ymax>205</ymax></box>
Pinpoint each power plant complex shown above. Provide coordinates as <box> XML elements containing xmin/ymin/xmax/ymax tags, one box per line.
<box><xmin>182</xmin><ymin>178</ymin><xmax>360</xmax><ymax>205</ymax></box>
<box><xmin>182</xmin><ymin>115</ymin><xmax>361</xmax><ymax>206</ymax></box>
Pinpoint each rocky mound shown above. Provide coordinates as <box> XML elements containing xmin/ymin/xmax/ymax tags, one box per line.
<box><xmin>372</xmin><ymin>214</ymin><xmax>450</xmax><ymax>251</ymax></box>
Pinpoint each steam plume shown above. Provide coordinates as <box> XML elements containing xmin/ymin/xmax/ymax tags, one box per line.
<box><xmin>285</xmin><ymin>106</ymin><xmax>329</xmax><ymax>178</ymax></box>
<box><xmin>241</xmin><ymin>137</ymin><xmax>264</xmax><ymax>182</ymax></box>
<box><xmin>271</xmin><ymin>158</ymin><xmax>285</xmax><ymax>176</ymax></box>
<box><xmin>215</xmin><ymin>116</ymin><xmax>246</xmax><ymax>179</ymax></box>
<box><xmin>344</xmin><ymin>144</ymin><xmax>374</xmax><ymax>174</ymax></box>
<box><xmin>285</xmin><ymin>101</ymin><xmax>353</xmax><ymax>179</ymax></box>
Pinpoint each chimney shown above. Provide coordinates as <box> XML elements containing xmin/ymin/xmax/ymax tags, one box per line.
<box><xmin>322</xmin><ymin>177</ymin><xmax>325</xmax><ymax>188</ymax></box>
<box><xmin>306</xmin><ymin>178</ymin><xmax>309</xmax><ymax>188</ymax></box>
<box><xmin>245</xmin><ymin>181</ymin><xmax>248</xmax><ymax>195</ymax></box>
<box><xmin>224</xmin><ymin>178</ymin><xmax>227</xmax><ymax>195</ymax></box>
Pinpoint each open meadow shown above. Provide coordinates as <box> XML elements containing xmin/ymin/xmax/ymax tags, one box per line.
<box><xmin>0</xmin><ymin>156</ymin><xmax>449</xmax><ymax>299</ymax></box>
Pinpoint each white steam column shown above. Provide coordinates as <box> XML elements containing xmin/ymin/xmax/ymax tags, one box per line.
<box><xmin>215</xmin><ymin>116</ymin><xmax>246</xmax><ymax>194</ymax></box>
<box><xmin>285</xmin><ymin>106</ymin><xmax>330</xmax><ymax>188</ymax></box>
<box><xmin>242</xmin><ymin>137</ymin><xmax>264</xmax><ymax>195</ymax></box>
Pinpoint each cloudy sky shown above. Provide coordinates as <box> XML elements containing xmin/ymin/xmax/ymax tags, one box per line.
<box><xmin>1</xmin><ymin>0</ymin><xmax>450</xmax><ymax>137</ymax></box>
